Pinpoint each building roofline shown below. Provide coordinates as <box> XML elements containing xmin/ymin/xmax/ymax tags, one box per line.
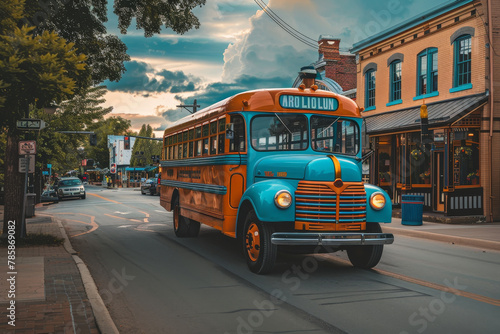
<box><xmin>350</xmin><ymin>0</ymin><xmax>474</xmax><ymax>53</ymax></box>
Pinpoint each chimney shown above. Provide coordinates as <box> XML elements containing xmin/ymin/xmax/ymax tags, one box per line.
<box><xmin>318</xmin><ymin>35</ymin><xmax>341</xmax><ymax>61</ymax></box>
<box><xmin>299</xmin><ymin>66</ymin><xmax>317</xmax><ymax>88</ymax></box>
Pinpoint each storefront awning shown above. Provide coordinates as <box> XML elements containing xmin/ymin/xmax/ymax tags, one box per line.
<box><xmin>364</xmin><ymin>93</ymin><xmax>488</xmax><ymax>135</ymax></box>
<box><xmin>125</xmin><ymin>166</ymin><xmax>158</xmax><ymax>172</ymax></box>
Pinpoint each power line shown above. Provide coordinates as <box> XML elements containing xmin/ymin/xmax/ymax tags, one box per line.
<box><xmin>254</xmin><ymin>0</ymin><xmax>318</xmax><ymax>49</ymax></box>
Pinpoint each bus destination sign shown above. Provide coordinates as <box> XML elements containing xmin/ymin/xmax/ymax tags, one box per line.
<box><xmin>279</xmin><ymin>95</ymin><xmax>338</xmax><ymax>111</ymax></box>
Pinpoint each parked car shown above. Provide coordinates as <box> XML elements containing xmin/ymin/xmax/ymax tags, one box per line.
<box><xmin>55</xmin><ymin>177</ymin><xmax>86</xmax><ymax>200</ymax></box>
<box><xmin>41</xmin><ymin>185</ymin><xmax>59</xmax><ymax>202</ymax></box>
<box><xmin>141</xmin><ymin>178</ymin><xmax>159</xmax><ymax>196</ymax></box>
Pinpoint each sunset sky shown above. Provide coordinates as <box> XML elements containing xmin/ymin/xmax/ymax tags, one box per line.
<box><xmin>101</xmin><ymin>0</ymin><xmax>448</xmax><ymax>137</ymax></box>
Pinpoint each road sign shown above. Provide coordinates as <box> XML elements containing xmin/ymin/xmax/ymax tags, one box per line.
<box><xmin>19</xmin><ymin>140</ymin><xmax>36</xmax><ymax>155</ymax></box>
<box><xmin>47</xmin><ymin>164</ymin><xmax>52</xmax><ymax>168</ymax></box>
<box><xmin>16</xmin><ymin>118</ymin><xmax>46</xmax><ymax>130</ymax></box>
<box><xmin>19</xmin><ymin>156</ymin><xmax>35</xmax><ymax>173</ymax></box>
<box><xmin>110</xmin><ymin>163</ymin><xmax>116</xmax><ymax>174</ymax></box>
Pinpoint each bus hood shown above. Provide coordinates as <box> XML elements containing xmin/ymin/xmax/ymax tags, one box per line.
<box><xmin>254</xmin><ymin>155</ymin><xmax>362</xmax><ymax>182</ymax></box>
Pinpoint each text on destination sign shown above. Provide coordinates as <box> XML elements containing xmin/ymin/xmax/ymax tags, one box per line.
<box><xmin>279</xmin><ymin>95</ymin><xmax>338</xmax><ymax>111</ymax></box>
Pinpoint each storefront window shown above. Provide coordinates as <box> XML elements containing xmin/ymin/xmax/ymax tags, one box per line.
<box><xmin>377</xmin><ymin>136</ymin><xmax>391</xmax><ymax>185</ymax></box>
<box><xmin>453</xmin><ymin>131</ymin><xmax>479</xmax><ymax>185</ymax></box>
<box><xmin>408</xmin><ymin>133</ymin><xmax>431</xmax><ymax>185</ymax></box>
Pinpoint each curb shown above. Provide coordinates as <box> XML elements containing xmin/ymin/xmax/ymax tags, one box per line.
<box><xmin>55</xmin><ymin>218</ymin><xmax>120</xmax><ymax>334</ymax></box>
<box><xmin>382</xmin><ymin>226</ymin><xmax>500</xmax><ymax>251</ymax></box>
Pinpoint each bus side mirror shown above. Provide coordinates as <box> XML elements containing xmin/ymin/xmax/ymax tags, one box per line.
<box><xmin>362</xmin><ymin>149</ymin><xmax>374</xmax><ymax>162</ymax></box>
<box><xmin>226</xmin><ymin>123</ymin><xmax>234</xmax><ymax>140</ymax></box>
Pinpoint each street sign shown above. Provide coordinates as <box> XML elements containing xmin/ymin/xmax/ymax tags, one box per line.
<box><xmin>16</xmin><ymin>118</ymin><xmax>46</xmax><ymax>130</ymax></box>
<box><xmin>19</xmin><ymin>140</ymin><xmax>36</xmax><ymax>155</ymax></box>
<box><xmin>19</xmin><ymin>156</ymin><xmax>35</xmax><ymax>173</ymax></box>
<box><xmin>110</xmin><ymin>163</ymin><xmax>116</xmax><ymax>174</ymax></box>
<box><xmin>47</xmin><ymin>164</ymin><xmax>52</xmax><ymax>168</ymax></box>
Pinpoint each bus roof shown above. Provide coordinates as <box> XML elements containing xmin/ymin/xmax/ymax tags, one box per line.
<box><xmin>165</xmin><ymin>88</ymin><xmax>360</xmax><ymax>135</ymax></box>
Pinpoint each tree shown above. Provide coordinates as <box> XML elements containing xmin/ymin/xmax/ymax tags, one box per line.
<box><xmin>113</xmin><ymin>0</ymin><xmax>206</xmax><ymax>37</ymax></box>
<box><xmin>34</xmin><ymin>86</ymin><xmax>114</xmax><ymax>174</ymax></box>
<box><xmin>130</xmin><ymin>125</ymin><xmax>162</xmax><ymax>167</ymax></box>
<box><xmin>0</xmin><ymin>5</ymin><xmax>87</xmax><ymax>237</ymax></box>
<box><xmin>24</xmin><ymin>0</ymin><xmax>206</xmax><ymax>85</ymax></box>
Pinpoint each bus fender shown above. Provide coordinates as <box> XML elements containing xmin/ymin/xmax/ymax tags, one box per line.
<box><xmin>364</xmin><ymin>183</ymin><xmax>392</xmax><ymax>223</ymax></box>
<box><xmin>236</xmin><ymin>180</ymin><xmax>296</xmax><ymax>236</ymax></box>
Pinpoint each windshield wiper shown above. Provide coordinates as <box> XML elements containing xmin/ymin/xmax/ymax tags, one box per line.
<box><xmin>317</xmin><ymin>117</ymin><xmax>340</xmax><ymax>138</ymax></box>
<box><xmin>274</xmin><ymin>113</ymin><xmax>293</xmax><ymax>137</ymax></box>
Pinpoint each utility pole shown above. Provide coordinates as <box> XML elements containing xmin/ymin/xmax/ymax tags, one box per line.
<box><xmin>176</xmin><ymin>99</ymin><xmax>200</xmax><ymax>114</ymax></box>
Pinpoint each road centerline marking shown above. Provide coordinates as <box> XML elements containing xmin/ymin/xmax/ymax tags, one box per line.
<box><xmin>88</xmin><ymin>193</ymin><xmax>122</xmax><ymax>204</ymax></box>
<box><xmin>319</xmin><ymin>254</ymin><xmax>500</xmax><ymax>307</ymax></box>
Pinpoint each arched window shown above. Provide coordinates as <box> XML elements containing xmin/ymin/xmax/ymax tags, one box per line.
<box><xmin>389</xmin><ymin>60</ymin><xmax>402</xmax><ymax>102</ymax></box>
<box><xmin>365</xmin><ymin>69</ymin><xmax>376</xmax><ymax>108</ymax></box>
<box><xmin>416</xmin><ymin>48</ymin><xmax>438</xmax><ymax>96</ymax></box>
<box><xmin>453</xmin><ymin>35</ymin><xmax>471</xmax><ymax>88</ymax></box>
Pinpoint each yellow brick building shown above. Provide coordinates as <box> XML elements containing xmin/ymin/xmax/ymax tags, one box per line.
<box><xmin>351</xmin><ymin>0</ymin><xmax>499</xmax><ymax>221</ymax></box>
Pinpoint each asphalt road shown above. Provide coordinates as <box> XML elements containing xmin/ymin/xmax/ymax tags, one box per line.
<box><xmin>46</xmin><ymin>185</ymin><xmax>500</xmax><ymax>334</ymax></box>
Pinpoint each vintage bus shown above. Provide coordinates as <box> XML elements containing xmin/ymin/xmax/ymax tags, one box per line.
<box><xmin>160</xmin><ymin>86</ymin><xmax>394</xmax><ymax>274</ymax></box>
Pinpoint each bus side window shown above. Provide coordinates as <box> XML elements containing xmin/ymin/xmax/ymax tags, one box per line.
<box><xmin>195</xmin><ymin>140</ymin><xmax>202</xmax><ymax>156</ymax></box>
<box><xmin>203</xmin><ymin>138</ymin><xmax>209</xmax><ymax>155</ymax></box>
<box><xmin>218</xmin><ymin>133</ymin><xmax>225</xmax><ymax>153</ymax></box>
<box><xmin>210</xmin><ymin>136</ymin><xmax>217</xmax><ymax>155</ymax></box>
<box><xmin>230</xmin><ymin>115</ymin><xmax>246</xmax><ymax>152</ymax></box>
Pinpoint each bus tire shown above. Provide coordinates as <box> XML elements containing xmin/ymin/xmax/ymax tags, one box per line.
<box><xmin>173</xmin><ymin>197</ymin><xmax>189</xmax><ymax>237</ymax></box>
<box><xmin>346</xmin><ymin>223</ymin><xmax>383</xmax><ymax>269</ymax></box>
<box><xmin>242</xmin><ymin>210</ymin><xmax>277</xmax><ymax>274</ymax></box>
<box><xmin>187</xmin><ymin>220</ymin><xmax>200</xmax><ymax>237</ymax></box>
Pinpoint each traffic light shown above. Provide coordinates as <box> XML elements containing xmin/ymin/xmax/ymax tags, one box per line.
<box><xmin>90</xmin><ymin>133</ymin><xmax>97</xmax><ymax>146</ymax></box>
<box><xmin>124</xmin><ymin>136</ymin><xmax>130</xmax><ymax>149</ymax></box>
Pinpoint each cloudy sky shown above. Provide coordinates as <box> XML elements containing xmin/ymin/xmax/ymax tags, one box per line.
<box><xmin>102</xmin><ymin>0</ymin><xmax>448</xmax><ymax>137</ymax></box>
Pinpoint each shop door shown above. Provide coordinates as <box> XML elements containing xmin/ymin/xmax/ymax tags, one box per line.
<box><xmin>433</xmin><ymin>151</ymin><xmax>445</xmax><ymax>212</ymax></box>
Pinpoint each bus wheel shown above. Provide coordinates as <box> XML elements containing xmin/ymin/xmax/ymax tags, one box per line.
<box><xmin>173</xmin><ymin>197</ymin><xmax>200</xmax><ymax>237</ymax></box>
<box><xmin>346</xmin><ymin>223</ymin><xmax>383</xmax><ymax>269</ymax></box>
<box><xmin>243</xmin><ymin>210</ymin><xmax>277</xmax><ymax>274</ymax></box>
<box><xmin>173</xmin><ymin>197</ymin><xmax>189</xmax><ymax>237</ymax></box>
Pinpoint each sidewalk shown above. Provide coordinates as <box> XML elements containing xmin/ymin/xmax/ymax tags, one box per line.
<box><xmin>382</xmin><ymin>217</ymin><xmax>500</xmax><ymax>251</ymax></box>
<box><xmin>0</xmin><ymin>204</ymin><xmax>104</xmax><ymax>334</ymax></box>
<box><xmin>0</xmin><ymin>204</ymin><xmax>499</xmax><ymax>334</ymax></box>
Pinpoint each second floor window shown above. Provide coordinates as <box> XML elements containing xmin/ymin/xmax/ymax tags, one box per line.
<box><xmin>417</xmin><ymin>48</ymin><xmax>438</xmax><ymax>96</ymax></box>
<box><xmin>365</xmin><ymin>70</ymin><xmax>376</xmax><ymax>108</ymax></box>
<box><xmin>390</xmin><ymin>60</ymin><xmax>402</xmax><ymax>102</ymax></box>
<box><xmin>454</xmin><ymin>35</ymin><xmax>471</xmax><ymax>87</ymax></box>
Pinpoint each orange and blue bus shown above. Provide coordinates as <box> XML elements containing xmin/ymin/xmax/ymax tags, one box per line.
<box><xmin>160</xmin><ymin>86</ymin><xmax>393</xmax><ymax>274</ymax></box>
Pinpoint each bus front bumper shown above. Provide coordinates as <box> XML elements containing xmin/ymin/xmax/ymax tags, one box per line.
<box><xmin>271</xmin><ymin>232</ymin><xmax>394</xmax><ymax>246</ymax></box>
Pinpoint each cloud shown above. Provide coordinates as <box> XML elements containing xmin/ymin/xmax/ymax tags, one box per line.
<box><xmin>159</xmin><ymin>74</ymin><xmax>292</xmax><ymax>126</ymax></box>
<box><xmin>104</xmin><ymin>60</ymin><xmax>201</xmax><ymax>93</ymax></box>
<box><xmin>221</xmin><ymin>0</ymin><xmax>448</xmax><ymax>81</ymax></box>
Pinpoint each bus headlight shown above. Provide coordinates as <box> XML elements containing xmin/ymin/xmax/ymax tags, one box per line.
<box><xmin>370</xmin><ymin>192</ymin><xmax>386</xmax><ymax>210</ymax></box>
<box><xmin>275</xmin><ymin>190</ymin><xmax>292</xmax><ymax>209</ymax></box>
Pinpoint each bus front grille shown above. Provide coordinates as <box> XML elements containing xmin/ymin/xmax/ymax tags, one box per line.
<box><xmin>295</xmin><ymin>181</ymin><xmax>367</xmax><ymax>231</ymax></box>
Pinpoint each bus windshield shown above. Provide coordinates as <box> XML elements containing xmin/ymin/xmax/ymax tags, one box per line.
<box><xmin>251</xmin><ymin>114</ymin><xmax>308</xmax><ymax>151</ymax></box>
<box><xmin>311</xmin><ymin>115</ymin><xmax>360</xmax><ymax>155</ymax></box>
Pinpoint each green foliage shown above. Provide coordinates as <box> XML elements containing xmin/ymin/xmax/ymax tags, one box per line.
<box><xmin>34</xmin><ymin>86</ymin><xmax>119</xmax><ymax>174</ymax></box>
<box><xmin>0</xmin><ymin>0</ymin><xmax>24</xmax><ymax>35</ymax></box>
<box><xmin>24</xmin><ymin>0</ymin><xmax>206</xmax><ymax>84</ymax></box>
<box><xmin>130</xmin><ymin>124</ymin><xmax>162</xmax><ymax>167</ymax></box>
<box><xmin>113</xmin><ymin>0</ymin><xmax>206</xmax><ymax>37</ymax></box>
<box><xmin>0</xmin><ymin>24</ymin><xmax>87</xmax><ymax>127</ymax></box>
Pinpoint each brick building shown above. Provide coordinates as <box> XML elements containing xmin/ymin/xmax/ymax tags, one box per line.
<box><xmin>292</xmin><ymin>35</ymin><xmax>356</xmax><ymax>97</ymax></box>
<box><xmin>350</xmin><ymin>0</ymin><xmax>500</xmax><ymax>221</ymax></box>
